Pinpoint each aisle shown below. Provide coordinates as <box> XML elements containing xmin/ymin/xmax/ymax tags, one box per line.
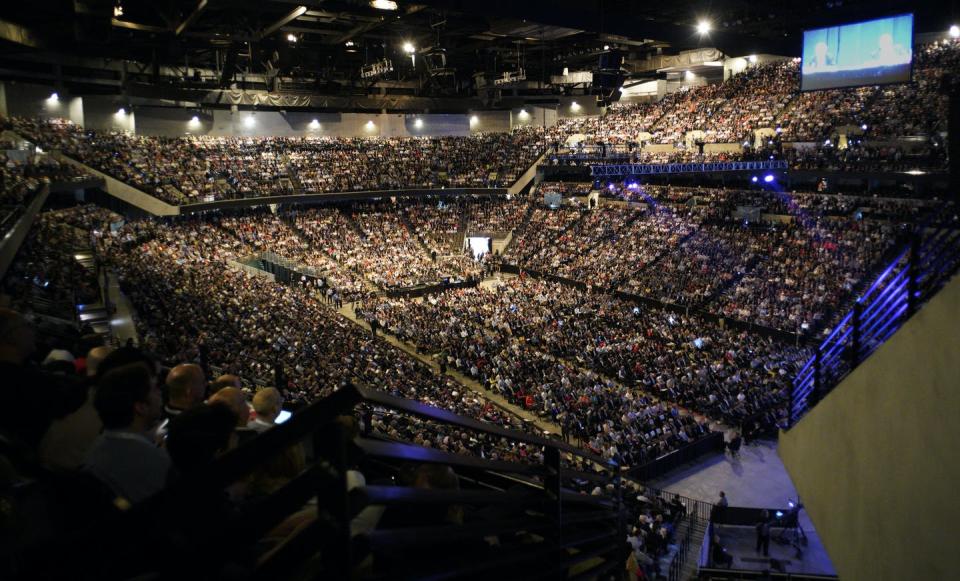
<box><xmin>336</xmin><ymin>299</ymin><xmax>561</xmax><ymax>437</ymax></box>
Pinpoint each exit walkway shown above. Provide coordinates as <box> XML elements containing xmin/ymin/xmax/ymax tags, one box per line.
<box><xmin>336</xmin><ymin>299</ymin><xmax>562</xmax><ymax>436</ymax></box>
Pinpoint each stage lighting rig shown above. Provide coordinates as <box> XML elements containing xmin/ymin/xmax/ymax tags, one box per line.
<box><xmin>361</xmin><ymin>59</ymin><xmax>395</xmax><ymax>79</ymax></box>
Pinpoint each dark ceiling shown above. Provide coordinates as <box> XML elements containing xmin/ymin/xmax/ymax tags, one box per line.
<box><xmin>0</xmin><ymin>0</ymin><xmax>954</xmax><ymax>100</ymax></box>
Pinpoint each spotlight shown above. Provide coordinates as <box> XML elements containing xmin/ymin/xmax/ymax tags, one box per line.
<box><xmin>603</xmin><ymin>45</ymin><xmax>610</xmax><ymax>50</ymax></box>
<box><xmin>685</xmin><ymin>70</ymin><xmax>695</xmax><ymax>81</ymax></box>
<box><xmin>370</xmin><ymin>0</ymin><xmax>398</xmax><ymax>9</ymax></box>
<box><xmin>861</xmin><ymin>124</ymin><xmax>868</xmax><ymax>131</ymax></box>
<box><xmin>402</xmin><ymin>41</ymin><xmax>416</xmax><ymax>54</ymax></box>
<box><xmin>748</xmin><ymin>54</ymin><xmax>757</xmax><ymax>63</ymax></box>
<box><xmin>764</xmin><ymin>174</ymin><xmax>775</xmax><ymax>183</ymax></box>
<box><xmin>309</xmin><ymin>119</ymin><xmax>320</xmax><ymax>130</ymax></box>
<box><xmin>414</xmin><ymin>118</ymin><xmax>423</xmax><ymax>129</ymax></box>
<box><xmin>345</xmin><ymin>41</ymin><xmax>355</xmax><ymax>47</ymax></box>
<box><xmin>287</xmin><ymin>33</ymin><xmax>297</xmax><ymax>43</ymax></box>
<box><xmin>571</xmin><ymin>101</ymin><xmax>581</xmax><ymax>111</ymax></box>
<box><xmin>116</xmin><ymin>107</ymin><xmax>126</xmax><ymax>116</ymax></box>
<box><xmin>469</xmin><ymin>115</ymin><xmax>479</xmax><ymax>125</ymax></box>
<box><xmin>48</xmin><ymin>92</ymin><xmax>59</xmax><ymax>102</ymax></box>
<box><xmin>365</xmin><ymin>120</ymin><xmax>376</xmax><ymax>130</ymax></box>
<box><xmin>950</xmin><ymin>25</ymin><xmax>960</xmax><ymax>39</ymax></box>
<box><xmin>751</xmin><ymin>176</ymin><xmax>759</xmax><ymax>183</ymax></box>
<box><xmin>775</xmin><ymin>127</ymin><xmax>782</xmax><ymax>134</ymax></box>
<box><xmin>696</xmin><ymin>20</ymin><xmax>712</xmax><ymax>35</ymax></box>
<box><xmin>519</xmin><ymin>109</ymin><xmax>529</xmax><ymax>118</ymax></box>
<box><xmin>243</xmin><ymin>115</ymin><xmax>255</xmax><ymax>128</ymax></box>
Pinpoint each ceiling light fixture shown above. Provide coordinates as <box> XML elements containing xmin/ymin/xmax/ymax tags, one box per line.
<box><xmin>696</xmin><ymin>20</ymin><xmax>712</xmax><ymax>35</ymax></box>
<box><xmin>370</xmin><ymin>0</ymin><xmax>398</xmax><ymax>10</ymax></box>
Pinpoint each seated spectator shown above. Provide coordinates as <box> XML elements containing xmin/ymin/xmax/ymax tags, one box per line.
<box><xmin>0</xmin><ymin>308</ymin><xmax>78</xmax><ymax>454</ymax></box>
<box><xmin>84</xmin><ymin>362</ymin><xmax>171</xmax><ymax>504</ymax></box>
<box><xmin>164</xmin><ymin>363</ymin><xmax>207</xmax><ymax>419</ymax></box>
<box><xmin>165</xmin><ymin>402</ymin><xmax>239</xmax><ymax>476</ymax></box>
<box><xmin>38</xmin><ymin>346</ymin><xmax>115</xmax><ymax>470</ymax></box>
<box><xmin>248</xmin><ymin>387</ymin><xmax>283</xmax><ymax>432</ymax></box>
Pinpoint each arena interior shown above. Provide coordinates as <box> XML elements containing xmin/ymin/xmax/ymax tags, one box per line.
<box><xmin>0</xmin><ymin>1</ymin><xmax>958</xmax><ymax>579</ymax></box>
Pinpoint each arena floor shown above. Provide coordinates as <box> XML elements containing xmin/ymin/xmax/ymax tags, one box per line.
<box><xmin>649</xmin><ymin>439</ymin><xmax>837</xmax><ymax>576</ymax></box>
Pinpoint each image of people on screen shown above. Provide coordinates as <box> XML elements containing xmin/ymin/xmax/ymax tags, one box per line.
<box><xmin>869</xmin><ymin>33</ymin><xmax>911</xmax><ymax>67</ymax></box>
<box><xmin>807</xmin><ymin>42</ymin><xmax>836</xmax><ymax>70</ymax></box>
<box><xmin>801</xmin><ymin>14</ymin><xmax>913</xmax><ymax>91</ymax></box>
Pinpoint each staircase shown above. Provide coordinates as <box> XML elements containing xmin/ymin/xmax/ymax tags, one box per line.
<box><xmin>697</xmin><ymin>252</ymin><xmax>764</xmax><ymax>311</ymax></box>
<box><xmin>285</xmin><ymin>156</ymin><xmax>305</xmax><ymax>194</ymax></box>
<box><xmin>610</xmin><ymin>226</ymin><xmax>698</xmax><ymax>288</ymax></box>
<box><xmin>397</xmin><ymin>209</ymin><xmax>437</xmax><ymax>259</ymax></box>
<box><xmin>645</xmin><ymin>487</ymin><xmax>714</xmax><ymax>581</ymax></box>
<box><xmin>74</xmin><ymin>250</ymin><xmax>113</xmax><ymax>338</ymax></box>
<box><xmin>283</xmin><ymin>214</ymin><xmax>381</xmax><ymax>296</ymax></box>
<box><xmin>501</xmin><ymin>199</ymin><xmax>537</xmax><ymax>256</ymax></box>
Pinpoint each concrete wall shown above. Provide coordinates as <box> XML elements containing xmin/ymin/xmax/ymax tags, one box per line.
<box><xmin>83</xmin><ymin>95</ymin><xmax>135</xmax><ymax>133</ymax></box>
<box><xmin>1</xmin><ymin>82</ymin><xmax>84</xmax><ymax>125</ymax></box>
<box><xmin>555</xmin><ymin>96</ymin><xmax>604</xmax><ymax>119</ymax></box>
<box><xmin>0</xmin><ymin>82</ymin><xmax>529</xmax><ymax>137</ymax></box>
<box><xmin>1</xmin><ymin>80</ymin><xmax>578</xmax><ymax>139</ymax></box>
<box><xmin>0</xmin><ymin>186</ymin><xmax>49</xmax><ymax>279</ymax></box>
<box><xmin>52</xmin><ymin>152</ymin><xmax>179</xmax><ymax>216</ymax></box>
<box><xmin>779</xmin><ymin>274</ymin><xmax>960</xmax><ymax>581</ymax></box>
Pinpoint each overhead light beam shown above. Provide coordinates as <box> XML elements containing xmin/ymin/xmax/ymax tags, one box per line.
<box><xmin>175</xmin><ymin>0</ymin><xmax>208</xmax><ymax>36</ymax></box>
<box><xmin>260</xmin><ymin>5</ymin><xmax>307</xmax><ymax>40</ymax></box>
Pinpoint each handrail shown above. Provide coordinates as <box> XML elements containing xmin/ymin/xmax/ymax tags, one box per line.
<box><xmin>788</xmin><ymin>204</ymin><xmax>960</xmax><ymax>427</ymax></box>
<box><xmin>18</xmin><ymin>381</ymin><xmax>629</xmax><ymax>580</ymax></box>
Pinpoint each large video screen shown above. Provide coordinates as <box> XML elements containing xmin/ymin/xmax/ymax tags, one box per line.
<box><xmin>801</xmin><ymin>13</ymin><xmax>913</xmax><ymax>92</ymax></box>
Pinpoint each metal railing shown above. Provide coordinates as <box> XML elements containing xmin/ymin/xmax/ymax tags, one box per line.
<box><xmin>668</xmin><ymin>512</ymin><xmax>696</xmax><ymax>581</ymax></box>
<box><xmin>639</xmin><ymin>487</ymin><xmax>715</xmax><ymax>581</ymax></box>
<box><xmin>15</xmin><ymin>383</ymin><xmax>631</xmax><ymax>580</ymax></box>
<box><xmin>789</xmin><ymin>206</ymin><xmax>960</xmax><ymax>427</ymax></box>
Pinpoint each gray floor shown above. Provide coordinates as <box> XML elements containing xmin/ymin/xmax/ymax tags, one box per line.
<box><xmin>648</xmin><ymin>439</ymin><xmax>837</xmax><ymax>577</ymax></box>
<box><xmin>106</xmin><ymin>271</ymin><xmax>139</xmax><ymax>345</ymax></box>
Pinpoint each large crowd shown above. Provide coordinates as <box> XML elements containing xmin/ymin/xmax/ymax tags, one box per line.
<box><xmin>548</xmin><ymin>38</ymin><xmax>957</xmax><ymax>152</ymax></box>
<box><xmin>506</xmin><ymin>184</ymin><xmax>926</xmax><ymax>332</ymax></box>
<box><xmin>0</xmin><ymin>39</ymin><xmax>953</xmax><ymax>213</ymax></box>
<box><xmin>5</xmin><ymin>116</ymin><xmax>544</xmax><ymax>204</ymax></box>
<box><xmin>358</xmin><ymin>276</ymin><xmax>807</xmax><ymax>452</ymax></box>
<box><xmin>2</xmin><ymin>32</ymin><xmax>957</xmax><ymax>581</ymax></box>
<box><xmin>1</xmin><ymin>149</ymin><xmax>91</xmax><ymax>211</ymax></box>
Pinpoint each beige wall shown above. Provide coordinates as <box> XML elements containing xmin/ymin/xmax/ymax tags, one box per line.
<box><xmin>779</xmin><ymin>274</ymin><xmax>960</xmax><ymax>581</ymax></box>
<box><xmin>52</xmin><ymin>152</ymin><xmax>179</xmax><ymax>216</ymax></box>
<box><xmin>0</xmin><ymin>82</ymin><xmax>521</xmax><ymax>137</ymax></box>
